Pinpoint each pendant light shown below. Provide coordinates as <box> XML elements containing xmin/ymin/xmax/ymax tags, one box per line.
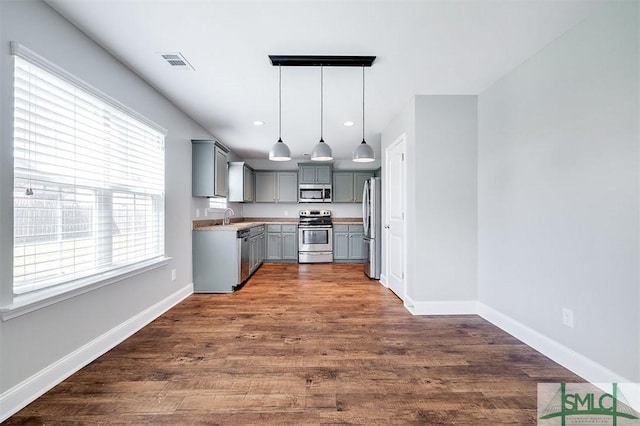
<box><xmin>311</xmin><ymin>65</ymin><xmax>333</xmax><ymax>161</ymax></box>
<box><xmin>269</xmin><ymin>64</ymin><xmax>291</xmax><ymax>161</ymax></box>
<box><xmin>352</xmin><ymin>65</ymin><xmax>375</xmax><ymax>163</ymax></box>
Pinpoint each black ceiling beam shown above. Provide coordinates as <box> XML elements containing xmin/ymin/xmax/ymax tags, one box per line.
<box><xmin>269</xmin><ymin>55</ymin><xmax>376</xmax><ymax>67</ymax></box>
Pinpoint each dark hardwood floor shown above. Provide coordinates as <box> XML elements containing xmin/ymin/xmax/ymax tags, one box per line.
<box><xmin>5</xmin><ymin>263</ymin><xmax>581</xmax><ymax>425</ymax></box>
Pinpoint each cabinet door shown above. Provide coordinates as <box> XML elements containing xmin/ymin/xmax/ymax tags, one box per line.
<box><xmin>266</xmin><ymin>232</ymin><xmax>281</xmax><ymax>260</ymax></box>
<box><xmin>333</xmin><ymin>172</ymin><xmax>354</xmax><ymax>202</ymax></box>
<box><xmin>249</xmin><ymin>236</ymin><xmax>257</xmax><ymax>271</ymax></box>
<box><xmin>277</xmin><ymin>172</ymin><xmax>298</xmax><ymax>203</ymax></box>
<box><xmin>255</xmin><ymin>172</ymin><xmax>277</xmax><ymax>203</ymax></box>
<box><xmin>214</xmin><ymin>146</ymin><xmax>228</xmax><ymax>197</ymax></box>
<box><xmin>354</xmin><ymin>172</ymin><xmax>373</xmax><ymax>203</ymax></box>
<box><xmin>192</xmin><ymin>142</ymin><xmax>214</xmax><ymax>197</ymax></box>
<box><xmin>315</xmin><ymin>165</ymin><xmax>332</xmax><ymax>184</ymax></box>
<box><xmin>258</xmin><ymin>234</ymin><xmax>265</xmax><ymax>263</ymax></box>
<box><xmin>299</xmin><ymin>166</ymin><xmax>316</xmax><ymax>184</ymax></box>
<box><xmin>243</xmin><ymin>166</ymin><xmax>254</xmax><ymax>202</ymax></box>
<box><xmin>348</xmin><ymin>232</ymin><xmax>365</xmax><ymax>260</ymax></box>
<box><xmin>333</xmin><ymin>232</ymin><xmax>350</xmax><ymax>260</ymax></box>
<box><xmin>281</xmin><ymin>232</ymin><xmax>298</xmax><ymax>260</ymax></box>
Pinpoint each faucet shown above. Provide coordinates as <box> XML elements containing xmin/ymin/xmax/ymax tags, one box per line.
<box><xmin>223</xmin><ymin>208</ymin><xmax>235</xmax><ymax>225</ymax></box>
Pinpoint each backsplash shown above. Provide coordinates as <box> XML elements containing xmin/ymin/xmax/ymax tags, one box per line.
<box><xmin>242</xmin><ymin>202</ymin><xmax>361</xmax><ymax>218</ymax></box>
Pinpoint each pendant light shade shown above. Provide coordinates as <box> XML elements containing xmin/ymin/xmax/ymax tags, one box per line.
<box><xmin>311</xmin><ymin>66</ymin><xmax>332</xmax><ymax>161</ymax></box>
<box><xmin>353</xmin><ymin>140</ymin><xmax>375</xmax><ymax>162</ymax></box>
<box><xmin>269</xmin><ymin>65</ymin><xmax>291</xmax><ymax>161</ymax></box>
<box><xmin>353</xmin><ymin>66</ymin><xmax>374</xmax><ymax>163</ymax></box>
<box><xmin>269</xmin><ymin>138</ymin><xmax>291</xmax><ymax>161</ymax></box>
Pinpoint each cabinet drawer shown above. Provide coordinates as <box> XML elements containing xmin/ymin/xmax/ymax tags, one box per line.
<box><xmin>348</xmin><ymin>225</ymin><xmax>363</xmax><ymax>233</ymax></box>
<box><xmin>266</xmin><ymin>224</ymin><xmax>282</xmax><ymax>232</ymax></box>
<box><xmin>333</xmin><ymin>224</ymin><xmax>349</xmax><ymax>233</ymax></box>
<box><xmin>282</xmin><ymin>224</ymin><xmax>297</xmax><ymax>233</ymax></box>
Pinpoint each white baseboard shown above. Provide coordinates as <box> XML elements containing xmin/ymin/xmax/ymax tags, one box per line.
<box><xmin>379</xmin><ymin>274</ymin><xmax>388</xmax><ymax>288</ymax></box>
<box><xmin>0</xmin><ymin>283</ymin><xmax>193</xmax><ymax>423</ymax></box>
<box><xmin>404</xmin><ymin>296</ymin><xmax>479</xmax><ymax>315</ymax></box>
<box><xmin>477</xmin><ymin>302</ymin><xmax>634</xmax><ymax>388</ymax></box>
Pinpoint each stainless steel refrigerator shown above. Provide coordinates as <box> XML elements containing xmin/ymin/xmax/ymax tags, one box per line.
<box><xmin>362</xmin><ymin>177</ymin><xmax>382</xmax><ymax>279</ymax></box>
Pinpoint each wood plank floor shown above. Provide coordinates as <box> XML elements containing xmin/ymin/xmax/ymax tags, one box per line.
<box><xmin>6</xmin><ymin>263</ymin><xmax>582</xmax><ymax>425</ymax></box>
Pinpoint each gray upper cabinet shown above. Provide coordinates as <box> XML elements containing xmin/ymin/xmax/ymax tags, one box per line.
<box><xmin>228</xmin><ymin>162</ymin><xmax>254</xmax><ymax>202</ymax></box>
<box><xmin>278</xmin><ymin>172</ymin><xmax>298</xmax><ymax>202</ymax></box>
<box><xmin>333</xmin><ymin>172</ymin><xmax>355</xmax><ymax>203</ymax></box>
<box><xmin>255</xmin><ymin>171</ymin><xmax>276</xmax><ymax>203</ymax></box>
<box><xmin>354</xmin><ymin>172</ymin><xmax>372</xmax><ymax>203</ymax></box>
<box><xmin>255</xmin><ymin>171</ymin><xmax>297</xmax><ymax>203</ymax></box>
<box><xmin>192</xmin><ymin>140</ymin><xmax>229</xmax><ymax>197</ymax></box>
<box><xmin>299</xmin><ymin>164</ymin><xmax>332</xmax><ymax>184</ymax></box>
<box><xmin>332</xmin><ymin>171</ymin><xmax>374</xmax><ymax>203</ymax></box>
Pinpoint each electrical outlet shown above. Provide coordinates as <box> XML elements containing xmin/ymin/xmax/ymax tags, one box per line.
<box><xmin>562</xmin><ymin>307</ymin><xmax>574</xmax><ymax>328</ymax></box>
<box><xmin>171</xmin><ymin>269</ymin><xmax>177</xmax><ymax>281</ymax></box>
<box><xmin>195</xmin><ymin>208</ymin><xmax>200</xmax><ymax>218</ymax></box>
<box><xmin>284</xmin><ymin>210</ymin><xmax>289</xmax><ymax>216</ymax></box>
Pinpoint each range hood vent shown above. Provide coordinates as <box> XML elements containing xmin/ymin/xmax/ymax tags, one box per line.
<box><xmin>159</xmin><ymin>52</ymin><xmax>194</xmax><ymax>70</ymax></box>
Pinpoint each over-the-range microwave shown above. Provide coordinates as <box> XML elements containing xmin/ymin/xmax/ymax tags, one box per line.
<box><xmin>299</xmin><ymin>184</ymin><xmax>332</xmax><ymax>203</ymax></box>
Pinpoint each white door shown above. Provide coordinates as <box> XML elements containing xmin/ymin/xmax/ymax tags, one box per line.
<box><xmin>384</xmin><ymin>134</ymin><xmax>406</xmax><ymax>300</ymax></box>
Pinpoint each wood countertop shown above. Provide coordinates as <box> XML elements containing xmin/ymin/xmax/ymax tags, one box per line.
<box><xmin>193</xmin><ymin>218</ymin><xmax>296</xmax><ymax>231</ymax></box>
<box><xmin>193</xmin><ymin>217</ymin><xmax>362</xmax><ymax>231</ymax></box>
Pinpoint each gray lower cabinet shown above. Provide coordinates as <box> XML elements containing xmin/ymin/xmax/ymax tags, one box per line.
<box><xmin>332</xmin><ymin>171</ymin><xmax>374</xmax><ymax>203</ymax></box>
<box><xmin>333</xmin><ymin>224</ymin><xmax>366</xmax><ymax>262</ymax></box>
<box><xmin>265</xmin><ymin>224</ymin><xmax>298</xmax><ymax>261</ymax></box>
<box><xmin>255</xmin><ymin>171</ymin><xmax>298</xmax><ymax>203</ymax></box>
<box><xmin>193</xmin><ymin>225</ymin><xmax>265</xmax><ymax>293</ymax></box>
<box><xmin>193</xmin><ymin>229</ymin><xmax>239</xmax><ymax>292</ymax></box>
<box><xmin>249</xmin><ymin>228</ymin><xmax>265</xmax><ymax>273</ymax></box>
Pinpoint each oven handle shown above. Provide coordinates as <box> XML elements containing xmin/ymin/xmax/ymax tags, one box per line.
<box><xmin>298</xmin><ymin>225</ymin><xmax>333</xmax><ymax>229</ymax></box>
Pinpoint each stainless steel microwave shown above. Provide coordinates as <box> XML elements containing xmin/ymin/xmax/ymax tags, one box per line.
<box><xmin>299</xmin><ymin>184</ymin><xmax>332</xmax><ymax>203</ymax></box>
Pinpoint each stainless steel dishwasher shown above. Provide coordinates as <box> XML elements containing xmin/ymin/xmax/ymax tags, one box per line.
<box><xmin>237</xmin><ymin>229</ymin><xmax>251</xmax><ymax>284</ymax></box>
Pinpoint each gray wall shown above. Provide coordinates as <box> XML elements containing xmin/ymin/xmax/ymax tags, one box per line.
<box><xmin>414</xmin><ymin>96</ymin><xmax>477</xmax><ymax>302</ymax></box>
<box><xmin>0</xmin><ymin>0</ymin><xmax>212</xmax><ymax>393</ymax></box>
<box><xmin>478</xmin><ymin>2</ymin><xmax>639</xmax><ymax>381</ymax></box>
<box><xmin>381</xmin><ymin>95</ymin><xmax>477</xmax><ymax>304</ymax></box>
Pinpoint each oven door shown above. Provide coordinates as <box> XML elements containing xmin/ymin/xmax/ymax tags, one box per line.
<box><xmin>298</xmin><ymin>226</ymin><xmax>333</xmax><ymax>252</ymax></box>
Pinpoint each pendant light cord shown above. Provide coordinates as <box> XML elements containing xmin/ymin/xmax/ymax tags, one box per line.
<box><xmin>362</xmin><ymin>66</ymin><xmax>365</xmax><ymax>142</ymax></box>
<box><xmin>320</xmin><ymin>65</ymin><xmax>324</xmax><ymax>141</ymax></box>
<box><xmin>278</xmin><ymin>64</ymin><xmax>282</xmax><ymax>141</ymax></box>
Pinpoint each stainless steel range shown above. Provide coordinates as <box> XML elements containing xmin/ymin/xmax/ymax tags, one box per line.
<box><xmin>298</xmin><ymin>209</ymin><xmax>333</xmax><ymax>263</ymax></box>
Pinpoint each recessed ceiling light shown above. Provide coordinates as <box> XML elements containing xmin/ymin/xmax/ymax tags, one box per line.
<box><xmin>253</xmin><ymin>120</ymin><xmax>265</xmax><ymax>126</ymax></box>
<box><xmin>343</xmin><ymin>121</ymin><xmax>355</xmax><ymax>127</ymax></box>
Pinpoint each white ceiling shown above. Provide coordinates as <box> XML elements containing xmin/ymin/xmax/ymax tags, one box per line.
<box><xmin>45</xmin><ymin>0</ymin><xmax>603</xmax><ymax>161</ymax></box>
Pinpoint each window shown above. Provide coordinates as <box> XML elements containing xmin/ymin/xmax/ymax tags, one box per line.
<box><xmin>209</xmin><ymin>197</ymin><xmax>228</xmax><ymax>210</ymax></box>
<box><xmin>12</xmin><ymin>44</ymin><xmax>166</xmax><ymax>296</ymax></box>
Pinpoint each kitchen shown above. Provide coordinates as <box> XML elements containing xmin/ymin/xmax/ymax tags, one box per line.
<box><xmin>192</xmin><ymin>151</ymin><xmax>383</xmax><ymax>292</ymax></box>
<box><xmin>0</xmin><ymin>0</ymin><xmax>638</xmax><ymax>423</ymax></box>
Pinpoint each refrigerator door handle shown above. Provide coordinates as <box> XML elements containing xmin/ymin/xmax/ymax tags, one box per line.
<box><xmin>362</xmin><ymin>179</ymin><xmax>370</xmax><ymax>238</ymax></box>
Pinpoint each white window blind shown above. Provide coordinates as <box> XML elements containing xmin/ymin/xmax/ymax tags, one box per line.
<box><xmin>209</xmin><ymin>198</ymin><xmax>228</xmax><ymax>210</ymax></box>
<box><xmin>13</xmin><ymin>50</ymin><xmax>166</xmax><ymax>295</ymax></box>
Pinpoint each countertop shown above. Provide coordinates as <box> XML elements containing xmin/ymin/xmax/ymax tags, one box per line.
<box><xmin>193</xmin><ymin>217</ymin><xmax>362</xmax><ymax>231</ymax></box>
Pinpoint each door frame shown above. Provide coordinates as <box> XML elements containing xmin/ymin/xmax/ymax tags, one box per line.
<box><xmin>381</xmin><ymin>133</ymin><xmax>407</xmax><ymax>301</ymax></box>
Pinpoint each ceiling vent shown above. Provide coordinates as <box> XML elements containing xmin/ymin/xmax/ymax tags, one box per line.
<box><xmin>159</xmin><ymin>52</ymin><xmax>194</xmax><ymax>70</ymax></box>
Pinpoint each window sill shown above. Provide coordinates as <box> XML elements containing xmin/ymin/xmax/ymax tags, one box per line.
<box><xmin>1</xmin><ymin>257</ymin><xmax>172</xmax><ymax>321</ymax></box>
